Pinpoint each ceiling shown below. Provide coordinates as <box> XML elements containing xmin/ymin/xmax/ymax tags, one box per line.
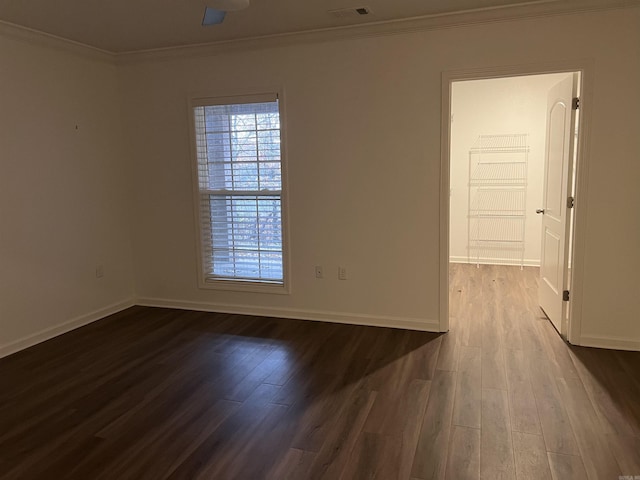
<box><xmin>0</xmin><ymin>0</ymin><xmax>633</xmax><ymax>53</ymax></box>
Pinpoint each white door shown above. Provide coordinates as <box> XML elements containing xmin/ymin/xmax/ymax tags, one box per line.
<box><xmin>538</xmin><ymin>74</ymin><xmax>578</xmax><ymax>334</ymax></box>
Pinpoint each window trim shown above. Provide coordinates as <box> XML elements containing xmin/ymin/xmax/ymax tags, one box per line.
<box><xmin>187</xmin><ymin>89</ymin><xmax>291</xmax><ymax>295</ymax></box>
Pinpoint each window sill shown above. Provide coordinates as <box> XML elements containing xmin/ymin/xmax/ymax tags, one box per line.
<box><xmin>199</xmin><ymin>278</ymin><xmax>290</xmax><ymax>295</ymax></box>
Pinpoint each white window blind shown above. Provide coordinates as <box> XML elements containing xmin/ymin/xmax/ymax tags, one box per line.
<box><xmin>192</xmin><ymin>96</ymin><xmax>284</xmax><ymax>284</ymax></box>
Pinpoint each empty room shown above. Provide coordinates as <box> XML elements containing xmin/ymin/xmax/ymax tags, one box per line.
<box><xmin>1</xmin><ymin>0</ymin><xmax>639</xmax><ymax>479</ymax></box>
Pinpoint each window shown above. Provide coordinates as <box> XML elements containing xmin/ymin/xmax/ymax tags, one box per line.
<box><xmin>191</xmin><ymin>93</ymin><xmax>287</xmax><ymax>290</ymax></box>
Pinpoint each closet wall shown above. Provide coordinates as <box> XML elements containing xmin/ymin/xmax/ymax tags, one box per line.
<box><xmin>449</xmin><ymin>73</ymin><xmax>572</xmax><ymax>266</ymax></box>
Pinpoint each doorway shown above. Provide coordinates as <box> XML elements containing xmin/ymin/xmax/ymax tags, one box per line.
<box><xmin>440</xmin><ymin>66</ymin><xmax>587</xmax><ymax>344</ymax></box>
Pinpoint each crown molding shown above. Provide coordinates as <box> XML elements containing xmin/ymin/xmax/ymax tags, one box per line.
<box><xmin>0</xmin><ymin>19</ymin><xmax>114</xmax><ymax>63</ymax></box>
<box><xmin>1</xmin><ymin>0</ymin><xmax>638</xmax><ymax>65</ymax></box>
<box><xmin>115</xmin><ymin>0</ymin><xmax>640</xmax><ymax>65</ymax></box>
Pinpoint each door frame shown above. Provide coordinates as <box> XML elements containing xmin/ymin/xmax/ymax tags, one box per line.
<box><xmin>439</xmin><ymin>61</ymin><xmax>593</xmax><ymax>345</ymax></box>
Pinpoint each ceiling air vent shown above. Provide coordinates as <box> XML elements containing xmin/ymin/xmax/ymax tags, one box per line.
<box><xmin>328</xmin><ymin>6</ymin><xmax>371</xmax><ymax>18</ymax></box>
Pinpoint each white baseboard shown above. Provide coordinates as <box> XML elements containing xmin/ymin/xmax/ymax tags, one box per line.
<box><xmin>136</xmin><ymin>297</ymin><xmax>441</xmax><ymax>333</ymax></box>
<box><xmin>579</xmin><ymin>334</ymin><xmax>640</xmax><ymax>352</ymax></box>
<box><xmin>3</xmin><ymin>296</ymin><xmax>636</xmax><ymax>355</ymax></box>
<box><xmin>0</xmin><ymin>298</ymin><xmax>135</xmax><ymax>359</ymax></box>
<box><xmin>449</xmin><ymin>256</ymin><xmax>540</xmax><ymax>267</ymax></box>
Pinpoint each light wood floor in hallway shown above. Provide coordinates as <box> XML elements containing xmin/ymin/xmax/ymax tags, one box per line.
<box><xmin>1</xmin><ymin>264</ymin><xmax>639</xmax><ymax>479</ymax></box>
<box><xmin>446</xmin><ymin>264</ymin><xmax>640</xmax><ymax>480</ymax></box>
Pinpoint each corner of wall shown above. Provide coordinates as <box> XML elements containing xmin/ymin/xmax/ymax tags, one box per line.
<box><xmin>0</xmin><ymin>298</ymin><xmax>135</xmax><ymax>359</ymax></box>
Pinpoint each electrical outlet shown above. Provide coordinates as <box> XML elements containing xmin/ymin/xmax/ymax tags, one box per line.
<box><xmin>315</xmin><ymin>265</ymin><xmax>323</xmax><ymax>279</ymax></box>
<box><xmin>96</xmin><ymin>265</ymin><xmax>104</xmax><ymax>278</ymax></box>
<box><xmin>338</xmin><ymin>266</ymin><xmax>347</xmax><ymax>280</ymax></box>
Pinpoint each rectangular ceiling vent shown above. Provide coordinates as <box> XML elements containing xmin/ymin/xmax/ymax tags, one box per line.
<box><xmin>328</xmin><ymin>6</ymin><xmax>371</xmax><ymax>18</ymax></box>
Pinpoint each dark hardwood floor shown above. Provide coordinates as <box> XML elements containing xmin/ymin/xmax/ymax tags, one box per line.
<box><xmin>1</xmin><ymin>264</ymin><xmax>639</xmax><ymax>479</ymax></box>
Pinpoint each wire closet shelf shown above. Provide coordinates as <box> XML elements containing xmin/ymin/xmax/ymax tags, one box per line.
<box><xmin>467</xmin><ymin>134</ymin><xmax>529</xmax><ymax>268</ymax></box>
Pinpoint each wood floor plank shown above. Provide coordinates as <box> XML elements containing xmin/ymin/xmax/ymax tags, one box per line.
<box><xmin>363</xmin><ymin>356</ymin><xmax>430</xmax><ymax>437</ymax></box>
<box><xmin>339</xmin><ymin>432</ymin><xmax>393</xmax><ymax>480</ymax></box>
<box><xmin>611</xmin><ymin>351</ymin><xmax>640</xmax><ymax>438</ymax></box>
<box><xmin>106</xmin><ymin>399</ymin><xmax>240</xmax><ymax>480</ymax></box>
<box><xmin>526</xmin><ymin>355</ymin><xmax>579</xmax><ymax>456</ymax></box>
<box><xmin>195</xmin><ymin>402</ymin><xmax>292</xmax><ymax>480</ymax></box>
<box><xmin>59</xmin><ymin>394</ymin><xmax>239</xmax><ymax>480</ymax></box>
<box><xmin>361</xmin><ymin>332</ymin><xmax>440</xmax><ymax>445</ymax></box>
<box><xmin>547</xmin><ymin>453</ymin><xmax>588</xmax><ymax>480</ymax></box>
<box><xmin>605</xmin><ymin>431</ymin><xmax>640</xmax><ymax>477</ymax></box>
<box><xmin>445</xmin><ymin>426</ymin><xmax>480</xmax><ymax>480</ymax></box>
<box><xmin>555</xmin><ymin>376</ymin><xmax>622</xmax><ymax>479</ymax></box>
<box><xmin>267</xmin><ymin>448</ymin><xmax>316</xmax><ymax>480</ymax></box>
<box><xmin>448</xmin><ymin>262</ymin><xmax>467</xmax><ymax>320</ymax></box>
<box><xmin>163</xmin><ymin>383</ymin><xmax>283</xmax><ymax>480</ymax></box>
<box><xmin>481</xmin><ymin>388</ymin><xmax>515</xmax><ymax>480</ymax></box>
<box><xmin>452</xmin><ymin>272</ymin><xmax>472</xmax><ymax>350</ymax></box>
<box><xmin>482</xmin><ymin>345</ymin><xmax>508</xmax><ymax>391</ymax></box>
<box><xmin>403</xmin><ymin>335</ymin><xmax>443</xmax><ymax>382</ymax></box>
<box><xmin>93</xmin><ymin>365</ymin><xmax>219</xmax><ymax>440</ymax></box>
<box><xmin>512</xmin><ymin>431</ymin><xmax>552</xmax><ymax>480</ymax></box>
<box><xmin>465</xmin><ymin>266</ymin><xmax>483</xmax><ymax>305</ymax></box>
<box><xmin>615</xmin><ymin>349</ymin><xmax>640</xmax><ymax>399</ymax></box>
<box><xmin>398</xmin><ymin>379</ymin><xmax>433</xmax><ymax>480</ymax></box>
<box><xmin>410</xmin><ymin>369</ymin><xmax>457</xmax><ymax>480</ymax></box>
<box><xmin>436</xmin><ymin>330</ymin><xmax>459</xmax><ymax>372</ymax></box>
<box><xmin>499</xmin><ymin>305</ymin><xmax>523</xmax><ymax>351</ymax></box>
<box><xmin>536</xmin><ymin>320</ymin><xmax>580</xmax><ymax>381</ymax></box>
<box><xmin>261</xmin><ymin>322</ymin><xmax>335</xmax><ymax>387</ymax></box>
<box><xmin>289</xmin><ymin>373</ymin><xmax>366</xmax><ymax>452</ymax></box>
<box><xmin>518</xmin><ymin>311</ymin><xmax>548</xmax><ymax>356</ymax></box>
<box><xmin>504</xmin><ymin>348</ymin><xmax>542</xmax><ymax>435</ymax></box>
<box><xmin>480</xmin><ymin>284</ymin><xmax>507</xmax><ymax>391</ymax></box>
<box><xmin>452</xmin><ymin>346</ymin><xmax>482</xmax><ymax>429</ymax></box>
<box><xmin>0</xmin><ymin>370</ymin><xmax>169</xmax><ymax>478</ymax></box>
<box><xmin>224</xmin><ymin>345</ymin><xmax>291</xmax><ymax>402</ymax></box>
<box><xmin>570</xmin><ymin>346</ymin><xmax>640</xmax><ymax>438</ymax></box>
<box><xmin>306</xmin><ymin>385</ymin><xmax>377</xmax><ymax>480</ymax></box>
<box><xmin>465</xmin><ymin>305</ymin><xmax>484</xmax><ymax>349</ymax></box>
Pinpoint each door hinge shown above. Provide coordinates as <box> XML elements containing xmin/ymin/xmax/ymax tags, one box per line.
<box><xmin>572</xmin><ymin>97</ymin><xmax>580</xmax><ymax>110</ymax></box>
<box><xmin>567</xmin><ymin>196</ymin><xmax>575</xmax><ymax>209</ymax></box>
<box><xmin>563</xmin><ymin>290</ymin><xmax>570</xmax><ymax>301</ymax></box>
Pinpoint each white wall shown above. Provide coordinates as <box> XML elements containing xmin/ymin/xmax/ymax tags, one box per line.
<box><xmin>449</xmin><ymin>74</ymin><xmax>571</xmax><ymax>266</ymax></box>
<box><xmin>120</xmin><ymin>39</ymin><xmax>441</xmax><ymax>329</ymax></box>
<box><xmin>1</xmin><ymin>6</ymin><xmax>638</xmax><ymax>354</ymax></box>
<box><xmin>0</xmin><ymin>32</ymin><xmax>135</xmax><ymax>356</ymax></box>
<box><xmin>120</xmin><ymin>7</ymin><xmax>640</xmax><ymax>347</ymax></box>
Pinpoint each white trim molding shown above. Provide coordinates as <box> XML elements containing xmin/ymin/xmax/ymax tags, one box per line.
<box><xmin>115</xmin><ymin>1</ymin><xmax>640</xmax><ymax>63</ymax></box>
<box><xmin>579</xmin><ymin>335</ymin><xmax>640</xmax><ymax>352</ymax></box>
<box><xmin>449</xmin><ymin>256</ymin><xmax>541</xmax><ymax>267</ymax></box>
<box><xmin>1</xmin><ymin>1</ymin><xmax>638</xmax><ymax>61</ymax></box>
<box><xmin>0</xmin><ymin>19</ymin><xmax>113</xmax><ymax>63</ymax></box>
<box><xmin>0</xmin><ymin>299</ymin><xmax>135</xmax><ymax>359</ymax></box>
<box><xmin>136</xmin><ymin>297</ymin><xmax>440</xmax><ymax>333</ymax></box>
